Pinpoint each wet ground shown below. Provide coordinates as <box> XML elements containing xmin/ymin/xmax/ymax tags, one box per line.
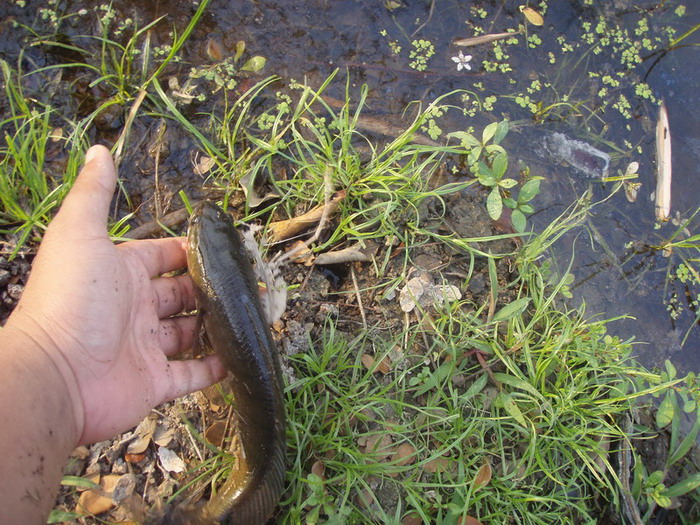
<box><xmin>2</xmin><ymin>0</ymin><xmax>700</xmax><ymax>522</ymax></box>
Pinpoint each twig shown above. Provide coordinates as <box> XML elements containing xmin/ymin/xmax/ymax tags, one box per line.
<box><xmin>411</xmin><ymin>0</ymin><xmax>436</xmax><ymax>37</ymax></box>
<box><xmin>113</xmin><ymin>88</ymin><xmax>148</xmax><ymax>172</ymax></box>
<box><xmin>125</xmin><ymin>202</ymin><xmax>200</xmax><ymax>239</ymax></box>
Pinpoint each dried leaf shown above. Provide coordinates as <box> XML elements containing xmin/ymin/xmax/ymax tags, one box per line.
<box><xmin>126</xmin><ymin>416</ymin><xmax>156</xmax><ymax>454</ymax></box>
<box><xmin>286</xmin><ymin>240</ymin><xmax>315</xmax><ymax>265</ymax></box>
<box><xmin>204</xmin><ymin>421</ymin><xmax>227</xmax><ymax>448</ymax></box>
<box><xmin>49</xmin><ymin>127</ymin><xmax>64</xmax><ymax>142</ymax></box>
<box><xmin>75</xmin><ymin>474</ymin><xmax>121</xmax><ymax>515</ymax></box>
<box><xmin>399</xmin><ymin>276</ymin><xmax>429</xmax><ymax>313</ymax></box>
<box><xmin>124</xmin><ymin>453</ymin><xmax>146</xmax><ymax>464</ymax></box>
<box><xmin>454</xmin><ymin>31</ymin><xmax>518</xmax><ymax>47</ymax></box>
<box><xmin>153</xmin><ymin>426</ymin><xmax>175</xmax><ymax>447</ymax></box>
<box><xmin>157</xmin><ymin>446</ymin><xmax>186</xmax><ymax>473</ymax></box>
<box><xmin>206</xmin><ymin>38</ymin><xmax>224</xmax><ymax>61</ymax></box>
<box><xmin>311</xmin><ymin>460</ymin><xmax>326</xmax><ymax>480</ymax></box>
<box><xmin>424</xmin><ymin>456</ymin><xmax>450</xmax><ymax>473</ymax></box>
<box><xmin>458</xmin><ymin>517</ymin><xmax>483</xmax><ymax>525</ymax></box>
<box><xmin>361</xmin><ymin>353</ymin><xmax>376</xmax><ymax>370</ymax></box>
<box><xmin>392</xmin><ymin>443</ymin><xmax>416</xmax><ymax>466</ymax></box>
<box><xmin>402</xmin><ymin>514</ymin><xmax>423</xmax><ymax>525</ymax></box>
<box><xmin>473</xmin><ymin>461</ymin><xmax>492</xmax><ymax>490</ymax></box>
<box><xmin>194</xmin><ymin>155</ymin><xmax>215</xmax><ymax>176</ymax></box>
<box><xmin>520</xmin><ymin>6</ymin><xmax>544</xmax><ymax>25</ymax></box>
<box><xmin>362</xmin><ymin>434</ymin><xmax>393</xmax><ymax>461</ymax></box>
<box><xmin>655</xmin><ymin>101</ymin><xmax>672</xmax><ymax>221</ymax></box>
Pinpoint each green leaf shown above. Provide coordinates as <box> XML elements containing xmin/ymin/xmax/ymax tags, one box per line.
<box><xmin>664</xmin><ymin>359</ymin><xmax>677</xmax><ymax>380</ymax></box>
<box><xmin>240</xmin><ymin>55</ymin><xmax>267</xmax><ymax>72</ymax></box>
<box><xmin>461</xmin><ymin>374</ymin><xmax>488</xmax><ymax>404</ymax></box>
<box><xmin>511</xmin><ymin>209</ymin><xmax>526</xmax><ymax>233</ymax></box>
<box><xmin>491</xmin><ymin>153</ymin><xmax>508</xmax><ymax>178</ymax></box>
<box><xmin>503</xmin><ymin>197</ymin><xmax>517</xmax><ymax>209</ymax></box>
<box><xmin>656</xmin><ymin>390</ymin><xmax>676</xmax><ymax>428</ymax></box>
<box><xmin>47</xmin><ymin>510</ymin><xmax>83</xmax><ymax>523</ymax></box>
<box><xmin>468</xmin><ymin>146</ymin><xmax>483</xmax><ymax>165</ymax></box>
<box><xmin>493</xmin><ymin>120</ymin><xmax>509</xmax><ymax>144</ymax></box>
<box><xmin>482</xmin><ymin>121</ymin><xmax>499</xmax><ymax>144</ymax></box>
<box><xmin>486</xmin><ymin>188</ymin><xmax>503</xmax><ymax>220</ymax></box>
<box><xmin>519</xmin><ymin>203</ymin><xmax>534</xmax><ymax>214</ymax></box>
<box><xmin>518</xmin><ymin>179</ymin><xmax>541</xmax><ymax>202</ymax></box>
<box><xmin>448</xmin><ymin>131</ymin><xmax>480</xmax><ymax>147</ymax></box>
<box><xmin>663</xmin><ymin>471</ymin><xmax>700</xmax><ymax>498</ymax></box>
<box><xmin>492</xmin><ymin>372</ymin><xmax>544</xmax><ymax>400</ymax></box>
<box><xmin>497</xmin><ymin>392</ymin><xmax>527</xmax><ymax>426</ymax></box>
<box><xmin>648</xmin><ymin>470</ymin><xmax>665</xmax><ymax>486</ymax></box>
<box><xmin>667</xmin><ymin>415</ymin><xmax>700</xmax><ymax>467</ymax></box>
<box><xmin>492</xmin><ymin>297</ymin><xmax>530</xmax><ymax>323</ymax></box>
<box><xmin>498</xmin><ymin>178</ymin><xmax>518</xmax><ymax>189</ymax></box>
<box><xmin>60</xmin><ymin>475</ymin><xmax>100</xmax><ymax>490</ymax></box>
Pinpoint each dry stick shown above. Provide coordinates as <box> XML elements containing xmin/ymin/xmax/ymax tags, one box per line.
<box><xmin>113</xmin><ymin>88</ymin><xmax>148</xmax><ymax>172</ymax></box>
<box><xmin>350</xmin><ymin>265</ymin><xmax>368</xmax><ymax>330</ymax></box>
<box><xmin>275</xmin><ymin>168</ymin><xmax>335</xmax><ymax>265</ymax></box>
<box><xmin>412</xmin><ymin>0</ymin><xmax>436</xmax><ymax>37</ymax></box>
<box><xmin>152</xmin><ymin>120</ymin><xmax>167</xmax><ymax>220</ymax></box>
<box><xmin>126</xmin><ymin>202</ymin><xmax>201</xmax><ymax>239</ymax></box>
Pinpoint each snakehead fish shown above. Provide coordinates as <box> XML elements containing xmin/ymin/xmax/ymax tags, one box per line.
<box><xmin>183</xmin><ymin>202</ymin><xmax>286</xmax><ymax>524</ymax></box>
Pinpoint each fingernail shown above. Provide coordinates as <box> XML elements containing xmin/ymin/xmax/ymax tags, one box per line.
<box><xmin>84</xmin><ymin>145</ymin><xmax>101</xmax><ymax>165</ymax></box>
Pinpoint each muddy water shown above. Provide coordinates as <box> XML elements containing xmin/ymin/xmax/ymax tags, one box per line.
<box><xmin>2</xmin><ymin>0</ymin><xmax>699</xmax><ymax>372</ymax></box>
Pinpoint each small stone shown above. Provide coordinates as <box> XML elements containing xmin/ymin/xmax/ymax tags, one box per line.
<box><xmin>7</xmin><ymin>283</ymin><xmax>23</xmax><ymax>301</ymax></box>
<box><xmin>0</xmin><ymin>269</ymin><xmax>11</xmax><ymax>287</ymax></box>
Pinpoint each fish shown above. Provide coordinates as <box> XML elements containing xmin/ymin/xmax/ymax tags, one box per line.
<box><xmin>181</xmin><ymin>202</ymin><xmax>287</xmax><ymax>524</ymax></box>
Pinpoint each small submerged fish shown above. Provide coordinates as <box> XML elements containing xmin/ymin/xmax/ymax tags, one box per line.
<box><xmin>180</xmin><ymin>202</ymin><xmax>287</xmax><ymax>524</ymax></box>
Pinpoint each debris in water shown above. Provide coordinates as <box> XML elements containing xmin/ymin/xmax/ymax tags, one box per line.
<box><xmin>655</xmin><ymin>101</ymin><xmax>672</xmax><ymax>222</ymax></box>
<box><xmin>541</xmin><ymin>132</ymin><xmax>610</xmax><ymax>179</ymax></box>
<box><xmin>453</xmin><ymin>31</ymin><xmax>520</xmax><ymax>48</ymax></box>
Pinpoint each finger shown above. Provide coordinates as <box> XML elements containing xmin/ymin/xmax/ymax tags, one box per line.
<box><xmin>52</xmin><ymin>145</ymin><xmax>117</xmax><ymax>237</ymax></box>
<box><xmin>159</xmin><ymin>355</ymin><xmax>227</xmax><ymax>403</ymax></box>
<box><xmin>159</xmin><ymin>315</ymin><xmax>198</xmax><ymax>357</ymax></box>
<box><xmin>120</xmin><ymin>237</ymin><xmax>188</xmax><ymax>277</ymax></box>
<box><xmin>152</xmin><ymin>273</ymin><xmax>196</xmax><ymax>319</ymax></box>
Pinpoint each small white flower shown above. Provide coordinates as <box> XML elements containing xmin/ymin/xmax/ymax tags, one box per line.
<box><xmin>451</xmin><ymin>50</ymin><xmax>473</xmax><ymax>71</ymax></box>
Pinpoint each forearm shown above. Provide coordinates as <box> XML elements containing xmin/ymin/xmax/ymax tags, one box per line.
<box><xmin>0</xmin><ymin>324</ymin><xmax>79</xmax><ymax>524</ymax></box>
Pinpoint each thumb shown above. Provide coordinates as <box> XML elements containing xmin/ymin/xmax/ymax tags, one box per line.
<box><xmin>52</xmin><ymin>145</ymin><xmax>117</xmax><ymax>237</ymax></box>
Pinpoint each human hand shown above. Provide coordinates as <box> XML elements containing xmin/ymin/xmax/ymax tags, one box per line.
<box><xmin>5</xmin><ymin>145</ymin><xmax>226</xmax><ymax>446</ymax></box>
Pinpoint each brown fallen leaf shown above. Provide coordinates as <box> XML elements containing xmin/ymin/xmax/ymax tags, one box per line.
<box><xmin>268</xmin><ymin>190</ymin><xmax>346</xmax><ymax>243</ymax></box>
<box><xmin>205</xmin><ymin>420</ymin><xmax>227</xmax><ymax>448</ymax></box>
<box><xmin>361</xmin><ymin>434</ymin><xmax>394</xmax><ymax>461</ymax></box>
<box><xmin>126</xmin><ymin>416</ymin><xmax>157</xmax><ymax>455</ymax></box>
<box><xmin>124</xmin><ymin>452</ymin><xmax>146</xmax><ymax>464</ymax></box>
<box><xmin>458</xmin><ymin>516</ymin><xmax>483</xmax><ymax>525</ymax></box>
<box><xmin>76</xmin><ymin>474</ymin><xmax>121</xmax><ymax>516</ymax></box>
<box><xmin>402</xmin><ymin>514</ymin><xmax>423</xmax><ymax>525</ymax></box>
<box><xmin>285</xmin><ymin>240</ymin><xmax>315</xmax><ymax>265</ymax></box>
<box><xmin>311</xmin><ymin>460</ymin><xmax>326</xmax><ymax>480</ymax></box>
<box><xmin>206</xmin><ymin>38</ymin><xmax>225</xmax><ymax>61</ymax></box>
<box><xmin>424</xmin><ymin>456</ymin><xmax>450</xmax><ymax>473</ymax></box>
<box><xmin>454</xmin><ymin>31</ymin><xmax>520</xmax><ymax>47</ymax></box>
<box><xmin>473</xmin><ymin>461</ymin><xmax>492</xmax><ymax>490</ymax></box>
<box><xmin>361</xmin><ymin>353</ymin><xmax>392</xmax><ymax>375</ymax></box>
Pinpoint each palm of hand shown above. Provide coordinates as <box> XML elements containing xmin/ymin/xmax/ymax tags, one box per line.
<box><xmin>8</xmin><ymin>147</ymin><xmax>224</xmax><ymax>445</ymax></box>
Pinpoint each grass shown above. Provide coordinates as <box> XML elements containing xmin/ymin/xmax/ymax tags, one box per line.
<box><xmin>2</xmin><ymin>2</ymin><xmax>700</xmax><ymax>524</ymax></box>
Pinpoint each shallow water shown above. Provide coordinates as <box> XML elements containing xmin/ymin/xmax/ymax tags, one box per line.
<box><xmin>3</xmin><ymin>0</ymin><xmax>699</xmax><ymax>373</ymax></box>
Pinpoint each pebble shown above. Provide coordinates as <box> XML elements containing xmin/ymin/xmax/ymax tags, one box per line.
<box><xmin>7</xmin><ymin>283</ymin><xmax>23</xmax><ymax>301</ymax></box>
<box><xmin>0</xmin><ymin>269</ymin><xmax>10</xmax><ymax>287</ymax></box>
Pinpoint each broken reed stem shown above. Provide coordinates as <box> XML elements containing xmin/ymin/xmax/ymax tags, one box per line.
<box><xmin>275</xmin><ymin>168</ymin><xmax>337</xmax><ymax>264</ymax></box>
